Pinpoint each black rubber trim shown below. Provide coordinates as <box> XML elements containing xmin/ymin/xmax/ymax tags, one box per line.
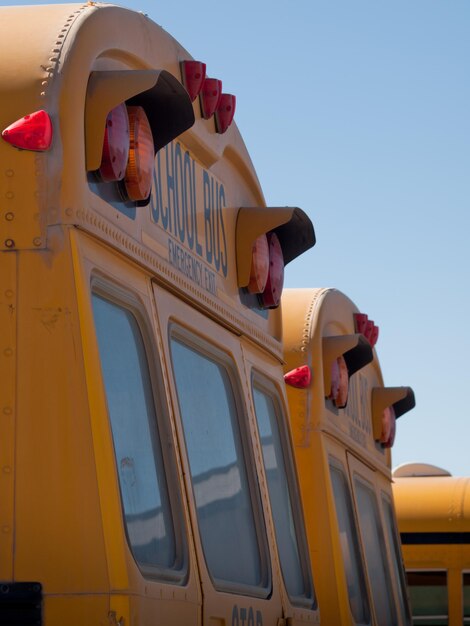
<box><xmin>401</xmin><ymin>532</ymin><xmax>470</xmax><ymax>545</ymax></box>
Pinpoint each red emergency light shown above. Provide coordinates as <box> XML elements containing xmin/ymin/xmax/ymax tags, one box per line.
<box><xmin>215</xmin><ymin>94</ymin><xmax>236</xmax><ymax>133</ymax></box>
<box><xmin>98</xmin><ymin>103</ymin><xmax>130</xmax><ymax>182</ymax></box>
<box><xmin>180</xmin><ymin>60</ymin><xmax>207</xmax><ymax>102</ymax></box>
<box><xmin>247</xmin><ymin>234</ymin><xmax>270</xmax><ymax>294</ymax></box>
<box><xmin>2</xmin><ymin>110</ymin><xmax>53</xmax><ymax>151</ymax></box>
<box><xmin>329</xmin><ymin>356</ymin><xmax>349</xmax><ymax>408</ymax></box>
<box><xmin>200</xmin><ymin>78</ymin><xmax>222</xmax><ymax>119</ymax></box>
<box><xmin>353</xmin><ymin>312</ymin><xmax>379</xmax><ymax>348</ymax></box>
<box><xmin>380</xmin><ymin>406</ymin><xmax>396</xmax><ymax>448</ymax></box>
<box><xmin>259</xmin><ymin>232</ymin><xmax>284</xmax><ymax>309</ymax></box>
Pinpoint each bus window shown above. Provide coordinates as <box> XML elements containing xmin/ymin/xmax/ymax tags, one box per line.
<box><xmin>92</xmin><ymin>293</ymin><xmax>185</xmax><ymax>579</ymax></box>
<box><xmin>406</xmin><ymin>571</ymin><xmax>448</xmax><ymax>626</ymax></box>
<box><xmin>329</xmin><ymin>463</ymin><xmax>371</xmax><ymax>625</ymax></box>
<box><xmin>354</xmin><ymin>477</ymin><xmax>397</xmax><ymax>626</ymax></box>
<box><xmin>463</xmin><ymin>573</ymin><xmax>470</xmax><ymax>624</ymax></box>
<box><xmin>252</xmin><ymin>379</ymin><xmax>314</xmax><ymax>608</ymax></box>
<box><xmin>382</xmin><ymin>495</ymin><xmax>412</xmax><ymax>626</ymax></box>
<box><xmin>170</xmin><ymin>335</ymin><xmax>269</xmax><ymax>595</ymax></box>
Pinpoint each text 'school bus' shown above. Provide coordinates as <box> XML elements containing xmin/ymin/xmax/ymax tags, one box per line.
<box><xmin>281</xmin><ymin>288</ymin><xmax>416</xmax><ymax>626</ymax></box>
<box><xmin>393</xmin><ymin>463</ymin><xmax>470</xmax><ymax>626</ymax></box>
<box><xmin>0</xmin><ymin>3</ymin><xmax>320</xmax><ymax>625</ymax></box>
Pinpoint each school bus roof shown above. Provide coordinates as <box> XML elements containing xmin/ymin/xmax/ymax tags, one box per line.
<box><xmin>0</xmin><ymin>3</ymin><xmax>315</xmax><ymax>356</ymax></box>
<box><xmin>0</xmin><ymin>2</ymin><xmax>265</xmax><ymax>236</ymax></box>
<box><xmin>282</xmin><ymin>288</ymin><xmax>393</xmax><ymax>470</ymax></box>
<box><xmin>393</xmin><ymin>474</ymin><xmax>470</xmax><ymax>534</ymax></box>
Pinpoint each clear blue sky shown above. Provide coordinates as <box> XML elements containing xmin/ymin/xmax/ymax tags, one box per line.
<box><xmin>7</xmin><ymin>1</ymin><xmax>470</xmax><ymax>474</ymax></box>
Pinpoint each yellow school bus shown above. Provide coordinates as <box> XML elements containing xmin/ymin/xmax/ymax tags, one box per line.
<box><xmin>393</xmin><ymin>463</ymin><xmax>470</xmax><ymax>625</ymax></box>
<box><xmin>0</xmin><ymin>3</ymin><xmax>319</xmax><ymax>625</ymax></box>
<box><xmin>282</xmin><ymin>288</ymin><xmax>416</xmax><ymax>626</ymax></box>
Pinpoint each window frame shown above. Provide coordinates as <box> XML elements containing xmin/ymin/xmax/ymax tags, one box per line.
<box><xmin>91</xmin><ymin>278</ymin><xmax>188</xmax><ymax>583</ymax></box>
<box><xmin>406</xmin><ymin>569</ymin><xmax>449</xmax><ymax>625</ymax></box>
<box><xmin>381</xmin><ymin>491</ymin><xmax>412</xmax><ymax>626</ymax></box>
<box><xmin>352</xmin><ymin>471</ymin><xmax>398</xmax><ymax>626</ymax></box>
<box><xmin>168</xmin><ymin>322</ymin><xmax>272</xmax><ymax>598</ymax></box>
<box><xmin>251</xmin><ymin>372</ymin><xmax>316</xmax><ymax>609</ymax></box>
<box><xmin>328</xmin><ymin>456</ymin><xmax>372</xmax><ymax>626</ymax></box>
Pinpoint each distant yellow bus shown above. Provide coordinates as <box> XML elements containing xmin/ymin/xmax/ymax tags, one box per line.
<box><xmin>0</xmin><ymin>4</ymin><xmax>319</xmax><ymax>625</ymax></box>
<box><xmin>282</xmin><ymin>288</ymin><xmax>415</xmax><ymax>626</ymax></box>
<box><xmin>393</xmin><ymin>463</ymin><xmax>470</xmax><ymax>626</ymax></box>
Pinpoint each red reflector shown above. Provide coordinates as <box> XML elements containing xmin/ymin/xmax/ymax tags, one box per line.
<box><xmin>284</xmin><ymin>365</ymin><xmax>312</xmax><ymax>389</ymax></box>
<box><xmin>260</xmin><ymin>232</ymin><xmax>284</xmax><ymax>309</ymax></box>
<box><xmin>215</xmin><ymin>94</ymin><xmax>236</xmax><ymax>133</ymax></box>
<box><xmin>181</xmin><ymin>60</ymin><xmax>207</xmax><ymax>102</ymax></box>
<box><xmin>369</xmin><ymin>324</ymin><xmax>379</xmax><ymax>347</ymax></box>
<box><xmin>200</xmin><ymin>78</ymin><xmax>222</xmax><ymax>119</ymax></box>
<box><xmin>123</xmin><ymin>106</ymin><xmax>154</xmax><ymax>202</ymax></box>
<box><xmin>248</xmin><ymin>234</ymin><xmax>269</xmax><ymax>294</ymax></box>
<box><xmin>2</xmin><ymin>110</ymin><xmax>52</xmax><ymax>151</ymax></box>
<box><xmin>99</xmin><ymin>103</ymin><xmax>129</xmax><ymax>182</ymax></box>
<box><xmin>354</xmin><ymin>312</ymin><xmax>368</xmax><ymax>335</ymax></box>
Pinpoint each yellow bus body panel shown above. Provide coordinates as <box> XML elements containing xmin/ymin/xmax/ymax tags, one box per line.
<box><xmin>0</xmin><ymin>4</ymin><xmax>319</xmax><ymax>625</ymax></box>
<box><xmin>394</xmin><ymin>474</ymin><xmax>470</xmax><ymax>625</ymax></box>
<box><xmin>282</xmin><ymin>288</ymin><xmax>411</xmax><ymax>626</ymax></box>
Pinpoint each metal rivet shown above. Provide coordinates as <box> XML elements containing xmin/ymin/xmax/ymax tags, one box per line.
<box><xmin>5</xmin><ymin>170</ymin><xmax>14</xmax><ymax>178</ymax></box>
<box><xmin>2</xmin><ymin>466</ymin><xmax>11</xmax><ymax>474</ymax></box>
<box><xmin>5</xmin><ymin>212</ymin><xmax>14</xmax><ymax>222</ymax></box>
<box><xmin>33</xmin><ymin>238</ymin><xmax>42</xmax><ymax>247</ymax></box>
<box><xmin>3</xmin><ymin>348</ymin><xmax>13</xmax><ymax>357</ymax></box>
<box><xmin>5</xmin><ymin>191</ymin><xmax>14</xmax><ymax>200</ymax></box>
<box><xmin>4</xmin><ymin>290</ymin><xmax>14</xmax><ymax>298</ymax></box>
<box><xmin>3</xmin><ymin>407</ymin><xmax>12</xmax><ymax>416</ymax></box>
<box><xmin>4</xmin><ymin>239</ymin><xmax>14</xmax><ymax>248</ymax></box>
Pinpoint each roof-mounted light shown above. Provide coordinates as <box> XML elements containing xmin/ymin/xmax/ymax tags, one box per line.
<box><xmin>247</xmin><ymin>234</ymin><xmax>269</xmax><ymax>294</ymax></box>
<box><xmin>122</xmin><ymin>106</ymin><xmax>154</xmax><ymax>202</ymax></box>
<box><xmin>85</xmin><ymin>69</ymin><xmax>194</xmax><ymax>172</ymax></box>
<box><xmin>2</xmin><ymin>110</ymin><xmax>53</xmax><ymax>151</ymax></box>
<box><xmin>353</xmin><ymin>312</ymin><xmax>379</xmax><ymax>347</ymax></box>
<box><xmin>259</xmin><ymin>232</ymin><xmax>284</xmax><ymax>309</ymax></box>
<box><xmin>180</xmin><ymin>60</ymin><xmax>207</xmax><ymax>102</ymax></box>
<box><xmin>200</xmin><ymin>78</ymin><xmax>222</xmax><ymax>119</ymax></box>
<box><xmin>371</xmin><ymin>387</ymin><xmax>415</xmax><ymax>448</ymax></box>
<box><xmin>236</xmin><ymin>207</ymin><xmax>315</xmax><ymax>310</ymax></box>
<box><xmin>323</xmin><ymin>334</ymin><xmax>373</xmax><ymax>408</ymax></box>
<box><xmin>98</xmin><ymin>103</ymin><xmax>129</xmax><ymax>182</ymax></box>
<box><xmin>215</xmin><ymin>94</ymin><xmax>236</xmax><ymax>133</ymax></box>
<box><xmin>237</xmin><ymin>207</ymin><xmax>315</xmax><ymax>286</ymax></box>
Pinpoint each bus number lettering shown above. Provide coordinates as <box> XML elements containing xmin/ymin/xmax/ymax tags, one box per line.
<box><xmin>232</xmin><ymin>605</ymin><xmax>263</xmax><ymax>626</ymax></box>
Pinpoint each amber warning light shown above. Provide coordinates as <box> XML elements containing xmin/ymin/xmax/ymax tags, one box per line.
<box><xmin>96</xmin><ymin>104</ymin><xmax>154</xmax><ymax>203</ymax></box>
